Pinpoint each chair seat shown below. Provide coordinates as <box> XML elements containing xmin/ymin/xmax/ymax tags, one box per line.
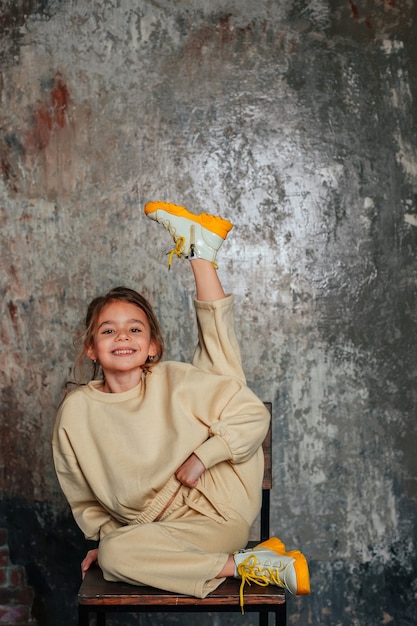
<box><xmin>79</xmin><ymin>565</ymin><xmax>286</xmax><ymax>610</ymax></box>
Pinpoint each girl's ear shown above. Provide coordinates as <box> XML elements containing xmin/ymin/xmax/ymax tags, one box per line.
<box><xmin>86</xmin><ymin>344</ymin><xmax>96</xmax><ymax>361</ymax></box>
<box><xmin>148</xmin><ymin>340</ymin><xmax>158</xmax><ymax>358</ymax></box>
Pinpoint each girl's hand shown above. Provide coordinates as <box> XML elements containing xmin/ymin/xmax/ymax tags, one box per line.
<box><xmin>81</xmin><ymin>548</ymin><xmax>99</xmax><ymax>579</ymax></box>
<box><xmin>175</xmin><ymin>453</ymin><xmax>206</xmax><ymax>488</ymax></box>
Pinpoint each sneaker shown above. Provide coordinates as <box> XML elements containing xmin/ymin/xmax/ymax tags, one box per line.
<box><xmin>233</xmin><ymin>537</ymin><xmax>310</xmax><ymax>611</ymax></box>
<box><xmin>254</xmin><ymin>537</ymin><xmax>287</xmax><ymax>553</ymax></box>
<box><xmin>144</xmin><ymin>201</ymin><xmax>233</xmax><ymax>268</ymax></box>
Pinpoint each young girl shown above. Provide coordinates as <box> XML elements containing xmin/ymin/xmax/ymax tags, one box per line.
<box><xmin>52</xmin><ymin>202</ymin><xmax>310</xmax><ymax>609</ymax></box>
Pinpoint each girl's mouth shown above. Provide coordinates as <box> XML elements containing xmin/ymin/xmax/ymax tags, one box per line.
<box><xmin>112</xmin><ymin>349</ymin><xmax>136</xmax><ymax>356</ymax></box>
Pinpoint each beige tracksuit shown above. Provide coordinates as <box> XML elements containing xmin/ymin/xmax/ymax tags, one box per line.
<box><xmin>52</xmin><ymin>296</ymin><xmax>270</xmax><ymax>598</ymax></box>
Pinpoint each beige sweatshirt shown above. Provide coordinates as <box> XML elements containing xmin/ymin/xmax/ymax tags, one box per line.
<box><xmin>52</xmin><ymin>297</ymin><xmax>270</xmax><ymax>542</ymax></box>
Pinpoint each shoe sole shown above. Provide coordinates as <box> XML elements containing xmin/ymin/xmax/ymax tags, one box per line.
<box><xmin>286</xmin><ymin>550</ymin><xmax>310</xmax><ymax>595</ymax></box>
<box><xmin>144</xmin><ymin>201</ymin><xmax>233</xmax><ymax>239</ymax></box>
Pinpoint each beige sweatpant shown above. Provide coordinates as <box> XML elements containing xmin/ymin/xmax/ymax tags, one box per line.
<box><xmin>98</xmin><ymin>485</ymin><xmax>250</xmax><ymax>597</ymax></box>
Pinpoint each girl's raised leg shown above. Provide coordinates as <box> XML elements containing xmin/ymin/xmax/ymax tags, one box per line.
<box><xmin>189</xmin><ymin>258</ymin><xmax>226</xmax><ymax>302</ymax></box>
<box><xmin>144</xmin><ymin>200</ymin><xmax>244</xmax><ymax>379</ymax></box>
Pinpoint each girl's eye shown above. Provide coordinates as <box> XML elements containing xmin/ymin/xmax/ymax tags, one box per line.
<box><xmin>131</xmin><ymin>328</ymin><xmax>141</xmax><ymax>333</ymax></box>
<box><xmin>102</xmin><ymin>329</ymin><xmax>114</xmax><ymax>335</ymax></box>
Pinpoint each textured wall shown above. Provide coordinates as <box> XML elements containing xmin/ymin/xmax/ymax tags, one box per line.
<box><xmin>1</xmin><ymin>1</ymin><xmax>417</xmax><ymax>624</ymax></box>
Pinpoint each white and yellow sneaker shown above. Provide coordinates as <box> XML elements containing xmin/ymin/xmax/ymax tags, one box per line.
<box><xmin>234</xmin><ymin>537</ymin><xmax>310</xmax><ymax>611</ymax></box>
<box><xmin>144</xmin><ymin>201</ymin><xmax>233</xmax><ymax>268</ymax></box>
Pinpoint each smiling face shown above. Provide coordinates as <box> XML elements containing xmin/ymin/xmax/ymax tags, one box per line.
<box><xmin>86</xmin><ymin>300</ymin><xmax>157</xmax><ymax>379</ymax></box>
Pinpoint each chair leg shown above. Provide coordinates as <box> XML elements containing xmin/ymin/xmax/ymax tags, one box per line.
<box><xmin>78</xmin><ymin>607</ymin><xmax>89</xmax><ymax>626</ymax></box>
<box><xmin>259</xmin><ymin>611</ymin><xmax>269</xmax><ymax>626</ymax></box>
<box><xmin>78</xmin><ymin>607</ymin><xmax>106</xmax><ymax>626</ymax></box>
<box><xmin>97</xmin><ymin>610</ymin><xmax>106</xmax><ymax>626</ymax></box>
<box><xmin>275</xmin><ymin>605</ymin><xmax>286</xmax><ymax>625</ymax></box>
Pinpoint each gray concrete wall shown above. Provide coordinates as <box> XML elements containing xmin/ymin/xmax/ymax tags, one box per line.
<box><xmin>1</xmin><ymin>1</ymin><xmax>417</xmax><ymax>624</ymax></box>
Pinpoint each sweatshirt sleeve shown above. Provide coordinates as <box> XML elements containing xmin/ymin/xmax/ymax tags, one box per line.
<box><xmin>52</xmin><ymin>414</ymin><xmax>122</xmax><ymax>541</ymax></box>
<box><xmin>185</xmin><ymin>370</ymin><xmax>270</xmax><ymax>470</ymax></box>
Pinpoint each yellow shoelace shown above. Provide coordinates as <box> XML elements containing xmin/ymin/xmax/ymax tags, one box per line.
<box><xmin>237</xmin><ymin>554</ymin><xmax>286</xmax><ymax>613</ymax></box>
<box><xmin>166</xmin><ymin>236</ymin><xmax>186</xmax><ymax>269</ymax></box>
<box><xmin>163</xmin><ymin>222</ymin><xmax>218</xmax><ymax>269</ymax></box>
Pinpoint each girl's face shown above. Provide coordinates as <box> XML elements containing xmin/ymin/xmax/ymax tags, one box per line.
<box><xmin>86</xmin><ymin>300</ymin><xmax>157</xmax><ymax>378</ymax></box>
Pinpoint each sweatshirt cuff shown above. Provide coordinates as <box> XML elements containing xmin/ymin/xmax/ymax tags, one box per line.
<box><xmin>99</xmin><ymin>518</ymin><xmax>123</xmax><ymax>539</ymax></box>
<box><xmin>194</xmin><ymin>435</ymin><xmax>231</xmax><ymax>469</ymax></box>
<box><xmin>194</xmin><ymin>294</ymin><xmax>233</xmax><ymax>309</ymax></box>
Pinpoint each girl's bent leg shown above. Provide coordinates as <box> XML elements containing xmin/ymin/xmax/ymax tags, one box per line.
<box><xmin>98</xmin><ymin>510</ymin><xmax>250</xmax><ymax>598</ymax></box>
<box><xmin>216</xmin><ymin>555</ymin><xmax>236</xmax><ymax>578</ymax></box>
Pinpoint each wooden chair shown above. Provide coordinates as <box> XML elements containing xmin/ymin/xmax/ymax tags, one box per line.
<box><xmin>78</xmin><ymin>403</ymin><xmax>286</xmax><ymax>625</ymax></box>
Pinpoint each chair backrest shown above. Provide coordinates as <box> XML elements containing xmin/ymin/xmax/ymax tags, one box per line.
<box><xmin>260</xmin><ymin>403</ymin><xmax>272</xmax><ymax>542</ymax></box>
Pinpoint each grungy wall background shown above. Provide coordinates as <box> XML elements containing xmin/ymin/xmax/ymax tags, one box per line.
<box><xmin>1</xmin><ymin>0</ymin><xmax>417</xmax><ymax>624</ymax></box>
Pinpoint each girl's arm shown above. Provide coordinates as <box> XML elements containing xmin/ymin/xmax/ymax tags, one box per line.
<box><xmin>81</xmin><ymin>549</ymin><xmax>99</xmax><ymax>579</ymax></box>
<box><xmin>182</xmin><ymin>369</ymin><xmax>270</xmax><ymax>470</ymax></box>
<box><xmin>52</xmin><ymin>437</ymin><xmax>122</xmax><ymax>541</ymax></box>
<box><xmin>175</xmin><ymin>453</ymin><xmax>206</xmax><ymax>488</ymax></box>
